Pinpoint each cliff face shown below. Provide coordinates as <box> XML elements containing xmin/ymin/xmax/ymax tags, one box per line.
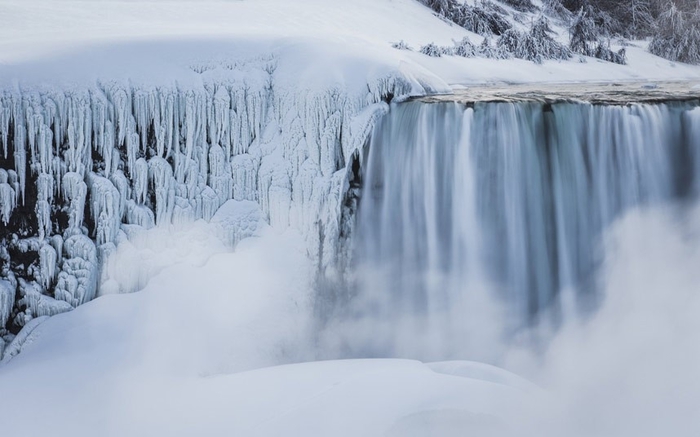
<box><xmin>0</xmin><ymin>48</ymin><xmax>436</xmax><ymax>338</ymax></box>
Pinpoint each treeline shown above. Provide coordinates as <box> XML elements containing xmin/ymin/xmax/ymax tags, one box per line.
<box><xmin>394</xmin><ymin>16</ymin><xmax>571</xmax><ymax>64</ymax></box>
<box><xmin>416</xmin><ymin>0</ymin><xmax>700</xmax><ymax>65</ymax></box>
<box><xmin>563</xmin><ymin>0</ymin><xmax>700</xmax><ymax>64</ymax></box>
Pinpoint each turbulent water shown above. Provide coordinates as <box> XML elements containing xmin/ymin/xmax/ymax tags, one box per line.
<box><xmin>344</xmin><ymin>99</ymin><xmax>700</xmax><ymax>359</ymax></box>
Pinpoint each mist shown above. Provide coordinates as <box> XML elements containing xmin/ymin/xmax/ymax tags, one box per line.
<box><xmin>94</xmin><ymin>180</ymin><xmax>700</xmax><ymax>436</ymax></box>
<box><xmin>523</xmin><ymin>204</ymin><xmax>700</xmax><ymax>437</ymax></box>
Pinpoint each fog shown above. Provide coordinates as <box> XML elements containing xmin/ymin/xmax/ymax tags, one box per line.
<box><xmin>316</xmin><ymin>203</ymin><xmax>700</xmax><ymax>436</ymax></box>
<box><xmin>0</xmin><ymin>202</ymin><xmax>698</xmax><ymax>436</ymax></box>
<box><xmin>523</xmin><ymin>204</ymin><xmax>700</xmax><ymax>437</ymax></box>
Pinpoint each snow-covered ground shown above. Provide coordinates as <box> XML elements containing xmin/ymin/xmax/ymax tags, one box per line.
<box><xmin>0</xmin><ymin>210</ymin><xmax>534</xmax><ymax>436</ymax></box>
<box><xmin>2</xmin><ymin>0</ymin><xmax>700</xmax><ymax>87</ymax></box>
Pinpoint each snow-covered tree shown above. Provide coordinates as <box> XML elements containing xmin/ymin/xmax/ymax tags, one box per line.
<box><xmin>477</xmin><ymin>37</ymin><xmax>510</xmax><ymax>59</ymax></box>
<box><xmin>542</xmin><ymin>0</ymin><xmax>574</xmax><ymax>21</ymax></box>
<box><xmin>453</xmin><ymin>37</ymin><xmax>478</xmax><ymax>57</ymax></box>
<box><xmin>497</xmin><ymin>29</ymin><xmax>523</xmax><ymax>57</ymax></box>
<box><xmin>569</xmin><ymin>9</ymin><xmax>599</xmax><ymax>56</ymax></box>
<box><xmin>569</xmin><ymin>9</ymin><xmax>627</xmax><ymax>64</ymax></box>
<box><xmin>421</xmin><ymin>0</ymin><xmax>453</xmax><ymax>16</ymax></box>
<box><xmin>419</xmin><ymin>0</ymin><xmax>512</xmax><ymax>36</ymax></box>
<box><xmin>626</xmin><ymin>0</ymin><xmax>656</xmax><ymax>38</ymax></box>
<box><xmin>458</xmin><ymin>2</ymin><xmax>513</xmax><ymax>35</ymax></box>
<box><xmin>420</xmin><ymin>42</ymin><xmax>444</xmax><ymax>57</ymax></box>
<box><xmin>649</xmin><ymin>1</ymin><xmax>700</xmax><ymax>64</ymax></box>
<box><xmin>501</xmin><ymin>0</ymin><xmax>539</xmax><ymax>13</ymax></box>
<box><xmin>392</xmin><ymin>40</ymin><xmax>413</xmax><ymax>51</ymax></box>
<box><xmin>498</xmin><ymin>16</ymin><xmax>571</xmax><ymax>63</ymax></box>
<box><xmin>595</xmin><ymin>41</ymin><xmax>627</xmax><ymax>63</ymax></box>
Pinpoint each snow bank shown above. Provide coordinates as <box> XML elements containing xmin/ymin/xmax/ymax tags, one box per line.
<box><xmin>0</xmin><ymin>225</ymin><xmax>527</xmax><ymax>436</ymax></box>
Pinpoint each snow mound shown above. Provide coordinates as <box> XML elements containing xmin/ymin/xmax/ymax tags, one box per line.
<box><xmin>428</xmin><ymin>360</ymin><xmax>540</xmax><ymax>393</ymax></box>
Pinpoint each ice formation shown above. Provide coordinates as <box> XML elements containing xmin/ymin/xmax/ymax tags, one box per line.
<box><xmin>210</xmin><ymin>200</ymin><xmax>268</xmax><ymax>247</ymax></box>
<box><xmin>0</xmin><ymin>59</ymin><xmax>418</xmax><ymax>337</ymax></box>
<box><xmin>0</xmin><ymin>280</ymin><xmax>14</xmax><ymax>331</ymax></box>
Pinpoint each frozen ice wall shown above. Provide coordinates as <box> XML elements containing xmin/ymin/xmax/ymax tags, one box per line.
<box><xmin>0</xmin><ymin>57</ymin><xmax>417</xmax><ymax>337</ymax></box>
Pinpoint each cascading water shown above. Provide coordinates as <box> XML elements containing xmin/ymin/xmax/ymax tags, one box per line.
<box><xmin>341</xmin><ymin>99</ymin><xmax>700</xmax><ymax>360</ymax></box>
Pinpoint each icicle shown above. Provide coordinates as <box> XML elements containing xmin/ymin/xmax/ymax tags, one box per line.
<box><xmin>200</xmin><ymin>186</ymin><xmax>219</xmax><ymax>221</ymax></box>
<box><xmin>0</xmin><ymin>279</ymin><xmax>15</xmax><ymax>330</ymax></box>
<box><xmin>208</xmin><ymin>143</ymin><xmax>232</xmax><ymax>207</ymax></box>
<box><xmin>109</xmin><ymin>170</ymin><xmax>130</xmax><ymax>220</ymax></box>
<box><xmin>102</xmin><ymin>120</ymin><xmax>116</xmax><ymax>176</ymax></box>
<box><xmin>50</xmin><ymin>235</ymin><xmax>64</xmax><ymax>265</ymax></box>
<box><xmin>184</xmin><ymin>91</ymin><xmax>197</xmax><ymax>162</ymax></box>
<box><xmin>88</xmin><ymin>175</ymin><xmax>121</xmax><ymax>246</ymax></box>
<box><xmin>172</xmin><ymin>196</ymin><xmax>196</xmax><ymax>225</ymax></box>
<box><xmin>148</xmin><ymin>157</ymin><xmax>175</xmax><ymax>225</ymax></box>
<box><xmin>231</xmin><ymin>154</ymin><xmax>257</xmax><ymax>201</ymax></box>
<box><xmin>64</xmin><ymin>95</ymin><xmax>92</xmax><ymax>178</ymax></box>
<box><xmin>258</xmin><ymin>153</ymin><xmax>292</xmax><ymax>228</ymax></box>
<box><xmin>38</xmin><ymin>123</ymin><xmax>53</xmax><ymax>174</ymax></box>
<box><xmin>36</xmin><ymin>173</ymin><xmax>54</xmax><ymax>203</ymax></box>
<box><xmin>62</xmin><ymin>172</ymin><xmax>87</xmax><ymax>231</ymax></box>
<box><xmin>55</xmin><ymin>234</ymin><xmax>98</xmax><ymax>307</ymax></box>
<box><xmin>132</xmin><ymin>158</ymin><xmax>149</xmax><ymax>205</ymax></box>
<box><xmin>213</xmin><ymin>86</ymin><xmax>231</xmax><ymax>156</ymax></box>
<box><xmin>35</xmin><ymin>200</ymin><xmax>51</xmax><ymax>240</ymax></box>
<box><xmin>133</xmin><ymin>89</ymin><xmax>153</xmax><ymax>154</ymax></box>
<box><xmin>125</xmin><ymin>200</ymin><xmax>155</xmax><ymax>229</ymax></box>
<box><xmin>107</xmin><ymin>86</ymin><xmax>130</xmax><ymax>150</ymax></box>
<box><xmin>13</xmin><ymin>127</ymin><xmax>26</xmax><ymax>204</ymax></box>
<box><xmin>16</xmin><ymin>279</ymin><xmax>72</xmax><ymax>325</ymax></box>
<box><xmin>38</xmin><ymin>244</ymin><xmax>57</xmax><ymax>289</ymax></box>
<box><xmin>52</xmin><ymin>156</ymin><xmax>66</xmax><ymax>199</ymax></box>
<box><xmin>0</xmin><ymin>97</ymin><xmax>10</xmax><ymax>159</ymax></box>
<box><xmin>7</xmin><ymin>170</ymin><xmax>20</xmax><ymax>207</ymax></box>
<box><xmin>0</xmin><ymin>169</ymin><xmax>16</xmax><ymax>225</ymax></box>
<box><xmin>121</xmin><ymin>119</ymin><xmax>139</xmax><ymax>177</ymax></box>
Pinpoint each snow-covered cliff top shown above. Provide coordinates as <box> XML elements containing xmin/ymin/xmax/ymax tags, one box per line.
<box><xmin>2</xmin><ymin>0</ymin><xmax>700</xmax><ymax>89</ymax></box>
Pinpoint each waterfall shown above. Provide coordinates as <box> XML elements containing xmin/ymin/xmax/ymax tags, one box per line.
<box><xmin>344</xmin><ymin>99</ymin><xmax>700</xmax><ymax>359</ymax></box>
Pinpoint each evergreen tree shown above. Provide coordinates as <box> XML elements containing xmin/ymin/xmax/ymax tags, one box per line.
<box><xmin>420</xmin><ymin>42</ymin><xmax>444</xmax><ymax>57</ymax></box>
<box><xmin>453</xmin><ymin>37</ymin><xmax>478</xmax><ymax>57</ymax></box>
<box><xmin>498</xmin><ymin>16</ymin><xmax>571</xmax><ymax>63</ymax></box>
<box><xmin>501</xmin><ymin>0</ymin><xmax>539</xmax><ymax>13</ymax></box>
<box><xmin>569</xmin><ymin>8</ymin><xmax>599</xmax><ymax>56</ymax></box>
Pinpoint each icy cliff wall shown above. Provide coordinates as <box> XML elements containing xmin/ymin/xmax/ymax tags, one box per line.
<box><xmin>0</xmin><ymin>50</ymin><xmax>434</xmax><ymax>336</ymax></box>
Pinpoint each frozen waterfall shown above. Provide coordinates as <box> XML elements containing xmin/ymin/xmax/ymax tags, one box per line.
<box><xmin>0</xmin><ymin>69</ymin><xmax>411</xmax><ymax>337</ymax></box>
